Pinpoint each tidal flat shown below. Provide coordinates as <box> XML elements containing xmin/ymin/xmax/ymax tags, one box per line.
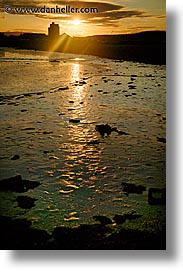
<box><xmin>0</xmin><ymin>48</ymin><xmax>166</xmax><ymax>249</ymax></box>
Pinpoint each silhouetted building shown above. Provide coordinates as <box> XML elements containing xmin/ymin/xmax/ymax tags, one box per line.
<box><xmin>48</xmin><ymin>22</ymin><xmax>59</xmax><ymax>41</ymax></box>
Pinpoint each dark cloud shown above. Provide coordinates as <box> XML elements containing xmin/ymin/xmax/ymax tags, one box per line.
<box><xmin>0</xmin><ymin>0</ymin><xmax>123</xmax><ymax>12</ymax></box>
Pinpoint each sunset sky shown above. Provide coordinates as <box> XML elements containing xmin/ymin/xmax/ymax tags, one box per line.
<box><xmin>0</xmin><ymin>0</ymin><xmax>166</xmax><ymax>36</ymax></box>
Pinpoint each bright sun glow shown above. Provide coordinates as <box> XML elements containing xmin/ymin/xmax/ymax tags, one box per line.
<box><xmin>73</xmin><ymin>19</ymin><xmax>80</xmax><ymax>26</ymax></box>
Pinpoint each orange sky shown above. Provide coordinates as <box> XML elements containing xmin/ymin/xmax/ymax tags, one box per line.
<box><xmin>0</xmin><ymin>0</ymin><xmax>166</xmax><ymax>36</ymax></box>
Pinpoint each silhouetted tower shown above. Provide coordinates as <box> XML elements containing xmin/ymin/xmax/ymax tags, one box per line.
<box><xmin>48</xmin><ymin>22</ymin><xmax>59</xmax><ymax>41</ymax></box>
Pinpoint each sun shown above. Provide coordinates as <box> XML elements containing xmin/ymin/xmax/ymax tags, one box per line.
<box><xmin>73</xmin><ymin>19</ymin><xmax>80</xmax><ymax>26</ymax></box>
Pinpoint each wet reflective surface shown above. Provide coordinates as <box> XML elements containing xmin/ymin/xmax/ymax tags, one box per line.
<box><xmin>0</xmin><ymin>48</ymin><xmax>166</xmax><ymax>233</ymax></box>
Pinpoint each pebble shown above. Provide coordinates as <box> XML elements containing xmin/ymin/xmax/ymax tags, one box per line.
<box><xmin>69</xmin><ymin>119</ymin><xmax>80</xmax><ymax>123</ymax></box>
<box><xmin>11</xmin><ymin>155</ymin><xmax>20</xmax><ymax>160</ymax></box>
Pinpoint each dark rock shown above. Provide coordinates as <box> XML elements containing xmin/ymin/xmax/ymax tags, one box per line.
<box><xmin>11</xmin><ymin>155</ymin><xmax>20</xmax><ymax>160</ymax></box>
<box><xmin>0</xmin><ymin>216</ymin><xmax>50</xmax><ymax>249</ymax></box>
<box><xmin>23</xmin><ymin>179</ymin><xmax>40</xmax><ymax>190</ymax></box>
<box><xmin>53</xmin><ymin>224</ymin><xmax>108</xmax><ymax>249</ymax></box>
<box><xmin>23</xmin><ymin>94</ymin><xmax>32</xmax><ymax>97</ymax></box>
<box><xmin>0</xmin><ymin>175</ymin><xmax>25</xmax><ymax>192</ymax></box>
<box><xmin>87</xmin><ymin>140</ymin><xmax>100</xmax><ymax>145</ymax></box>
<box><xmin>98</xmin><ymin>89</ymin><xmax>103</xmax><ymax>92</ymax></box>
<box><xmin>0</xmin><ymin>215</ymin><xmax>165</xmax><ymax>249</ymax></box>
<box><xmin>16</xmin><ymin>196</ymin><xmax>37</xmax><ymax>209</ymax></box>
<box><xmin>21</xmin><ymin>109</ymin><xmax>27</xmax><ymax>112</ymax></box>
<box><xmin>128</xmin><ymin>85</ymin><xmax>136</xmax><ymax>89</ymax></box>
<box><xmin>28</xmin><ymin>228</ymin><xmax>50</xmax><ymax>245</ymax></box>
<box><xmin>157</xmin><ymin>137</ymin><xmax>166</xmax><ymax>143</ymax></box>
<box><xmin>113</xmin><ymin>212</ymin><xmax>142</xmax><ymax>224</ymax></box>
<box><xmin>148</xmin><ymin>188</ymin><xmax>166</xmax><ymax>205</ymax></box>
<box><xmin>43</xmin><ymin>150</ymin><xmax>50</xmax><ymax>154</ymax></box>
<box><xmin>69</xmin><ymin>119</ymin><xmax>80</xmax><ymax>123</ymax></box>
<box><xmin>93</xmin><ymin>215</ymin><xmax>113</xmax><ymax>226</ymax></box>
<box><xmin>43</xmin><ymin>131</ymin><xmax>53</xmax><ymax>134</ymax></box>
<box><xmin>22</xmin><ymin>127</ymin><xmax>35</xmax><ymax>131</ymax></box>
<box><xmin>58</xmin><ymin>86</ymin><xmax>69</xmax><ymax>91</ymax></box>
<box><xmin>104</xmin><ymin>227</ymin><xmax>166</xmax><ymax>250</ymax></box>
<box><xmin>95</xmin><ymin>124</ymin><xmax>117</xmax><ymax>137</ymax></box>
<box><xmin>122</xmin><ymin>183</ymin><xmax>146</xmax><ymax>194</ymax></box>
<box><xmin>79</xmin><ymin>81</ymin><xmax>87</xmax><ymax>85</ymax></box>
<box><xmin>69</xmin><ymin>100</ymin><xmax>74</xmax><ymax>103</ymax></box>
<box><xmin>0</xmin><ymin>175</ymin><xmax>40</xmax><ymax>192</ymax></box>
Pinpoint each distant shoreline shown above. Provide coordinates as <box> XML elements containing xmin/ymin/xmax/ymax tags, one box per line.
<box><xmin>0</xmin><ymin>31</ymin><xmax>166</xmax><ymax>65</ymax></box>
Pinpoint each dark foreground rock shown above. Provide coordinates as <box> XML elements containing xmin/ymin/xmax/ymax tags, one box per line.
<box><xmin>0</xmin><ymin>215</ymin><xmax>166</xmax><ymax>250</ymax></box>
<box><xmin>95</xmin><ymin>124</ymin><xmax>129</xmax><ymax>137</ymax></box>
<box><xmin>148</xmin><ymin>188</ymin><xmax>166</xmax><ymax>205</ymax></box>
<box><xmin>113</xmin><ymin>212</ymin><xmax>142</xmax><ymax>224</ymax></box>
<box><xmin>16</xmin><ymin>196</ymin><xmax>37</xmax><ymax>209</ymax></box>
<box><xmin>122</xmin><ymin>182</ymin><xmax>146</xmax><ymax>194</ymax></box>
<box><xmin>93</xmin><ymin>215</ymin><xmax>113</xmax><ymax>226</ymax></box>
<box><xmin>0</xmin><ymin>175</ymin><xmax>40</xmax><ymax>192</ymax></box>
<box><xmin>0</xmin><ymin>216</ymin><xmax>50</xmax><ymax>249</ymax></box>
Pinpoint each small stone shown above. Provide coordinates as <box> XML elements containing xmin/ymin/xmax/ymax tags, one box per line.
<box><xmin>58</xmin><ymin>86</ymin><xmax>69</xmax><ymax>91</ymax></box>
<box><xmin>69</xmin><ymin>119</ymin><xmax>80</xmax><ymax>123</ymax></box>
<box><xmin>157</xmin><ymin>137</ymin><xmax>166</xmax><ymax>143</ymax></box>
<box><xmin>11</xmin><ymin>155</ymin><xmax>20</xmax><ymax>160</ymax></box>
<box><xmin>122</xmin><ymin>183</ymin><xmax>146</xmax><ymax>194</ymax></box>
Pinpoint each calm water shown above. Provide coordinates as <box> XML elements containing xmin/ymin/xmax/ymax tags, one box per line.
<box><xmin>0</xmin><ymin>48</ymin><xmax>166</xmax><ymax>233</ymax></box>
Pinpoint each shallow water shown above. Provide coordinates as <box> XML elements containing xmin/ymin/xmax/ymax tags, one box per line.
<box><xmin>0</xmin><ymin>48</ymin><xmax>166</xmax><ymax>233</ymax></box>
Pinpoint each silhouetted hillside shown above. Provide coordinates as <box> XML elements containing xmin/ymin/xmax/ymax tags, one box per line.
<box><xmin>0</xmin><ymin>31</ymin><xmax>166</xmax><ymax>64</ymax></box>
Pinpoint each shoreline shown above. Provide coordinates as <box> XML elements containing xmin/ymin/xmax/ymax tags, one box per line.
<box><xmin>0</xmin><ymin>31</ymin><xmax>166</xmax><ymax>65</ymax></box>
